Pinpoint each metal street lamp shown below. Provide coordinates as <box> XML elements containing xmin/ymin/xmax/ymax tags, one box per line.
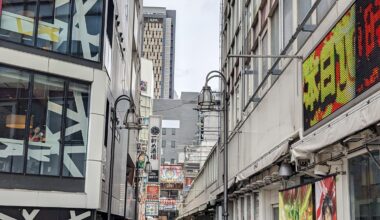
<box><xmin>108</xmin><ymin>94</ymin><xmax>141</xmax><ymax>220</ymax></box>
<box><xmin>198</xmin><ymin>70</ymin><xmax>229</xmax><ymax>220</ymax></box>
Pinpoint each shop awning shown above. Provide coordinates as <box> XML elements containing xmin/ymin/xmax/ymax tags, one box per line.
<box><xmin>291</xmin><ymin>91</ymin><xmax>380</xmax><ymax>158</ymax></box>
<box><xmin>235</xmin><ymin>139</ymin><xmax>290</xmax><ymax>182</ymax></box>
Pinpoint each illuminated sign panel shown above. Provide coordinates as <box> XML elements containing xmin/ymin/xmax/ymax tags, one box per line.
<box><xmin>303</xmin><ymin>1</ymin><xmax>380</xmax><ymax>131</ymax></box>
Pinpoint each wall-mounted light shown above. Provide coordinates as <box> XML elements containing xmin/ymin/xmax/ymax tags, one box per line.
<box><xmin>6</xmin><ymin>114</ymin><xmax>33</xmax><ymax>129</ymax></box>
<box><xmin>279</xmin><ymin>161</ymin><xmax>293</xmax><ymax>178</ymax></box>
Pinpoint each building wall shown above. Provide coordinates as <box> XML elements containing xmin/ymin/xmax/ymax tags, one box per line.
<box><xmin>0</xmin><ymin>0</ymin><xmax>143</xmax><ymax>219</ymax></box>
<box><xmin>180</xmin><ymin>0</ymin><xmax>380</xmax><ymax>220</ymax></box>
<box><xmin>153</xmin><ymin>92</ymin><xmax>199</xmax><ymax>163</ymax></box>
<box><xmin>143</xmin><ymin>7</ymin><xmax>176</xmax><ymax>99</ymax></box>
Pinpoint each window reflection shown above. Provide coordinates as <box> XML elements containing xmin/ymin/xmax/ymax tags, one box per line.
<box><xmin>0</xmin><ymin>65</ymin><xmax>90</xmax><ymax>178</ymax></box>
<box><xmin>0</xmin><ymin>0</ymin><xmax>38</xmax><ymax>46</ymax></box>
<box><xmin>0</xmin><ymin>68</ymin><xmax>30</xmax><ymax>173</ymax></box>
<box><xmin>26</xmin><ymin>75</ymin><xmax>65</xmax><ymax>176</ymax></box>
<box><xmin>0</xmin><ymin>0</ymin><xmax>104</xmax><ymax>62</ymax></box>
<box><xmin>62</xmin><ymin>82</ymin><xmax>89</xmax><ymax>177</ymax></box>
<box><xmin>36</xmin><ymin>0</ymin><xmax>70</xmax><ymax>54</ymax></box>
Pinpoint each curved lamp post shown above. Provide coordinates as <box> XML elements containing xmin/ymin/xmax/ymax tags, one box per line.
<box><xmin>198</xmin><ymin>70</ymin><xmax>229</xmax><ymax>220</ymax></box>
<box><xmin>108</xmin><ymin>94</ymin><xmax>141</xmax><ymax>220</ymax></box>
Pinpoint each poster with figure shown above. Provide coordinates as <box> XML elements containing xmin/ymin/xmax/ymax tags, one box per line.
<box><xmin>315</xmin><ymin>176</ymin><xmax>337</xmax><ymax>220</ymax></box>
<box><xmin>279</xmin><ymin>184</ymin><xmax>314</xmax><ymax>220</ymax></box>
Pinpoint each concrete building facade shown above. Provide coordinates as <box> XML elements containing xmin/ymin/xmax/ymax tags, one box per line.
<box><xmin>153</xmin><ymin>92</ymin><xmax>199</xmax><ymax>164</ymax></box>
<box><xmin>0</xmin><ymin>0</ymin><xmax>143</xmax><ymax>219</ymax></box>
<box><xmin>180</xmin><ymin>0</ymin><xmax>380</xmax><ymax>220</ymax></box>
<box><xmin>142</xmin><ymin>7</ymin><xmax>176</xmax><ymax>99</ymax></box>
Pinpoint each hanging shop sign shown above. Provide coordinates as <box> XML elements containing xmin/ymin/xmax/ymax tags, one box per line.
<box><xmin>146</xmin><ymin>184</ymin><xmax>160</xmax><ymax>200</ymax></box>
<box><xmin>303</xmin><ymin>1</ymin><xmax>380</xmax><ymax>131</ymax></box>
<box><xmin>279</xmin><ymin>183</ymin><xmax>314</xmax><ymax>220</ymax></box>
<box><xmin>148</xmin><ymin>170</ymin><xmax>159</xmax><ymax>182</ymax></box>
<box><xmin>148</xmin><ymin>116</ymin><xmax>161</xmax><ymax>171</ymax></box>
<box><xmin>160</xmin><ymin>165</ymin><xmax>184</xmax><ymax>183</ymax></box>
<box><xmin>315</xmin><ymin>176</ymin><xmax>337</xmax><ymax>220</ymax></box>
<box><xmin>159</xmin><ymin>198</ymin><xmax>177</xmax><ymax>211</ymax></box>
<box><xmin>160</xmin><ymin>182</ymin><xmax>183</xmax><ymax>190</ymax></box>
<box><xmin>145</xmin><ymin>201</ymin><xmax>159</xmax><ymax>217</ymax></box>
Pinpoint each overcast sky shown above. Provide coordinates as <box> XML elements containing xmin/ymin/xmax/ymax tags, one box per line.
<box><xmin>143</xmin><ymin>0</ymin><xmax>221</xmax><ymax>96</ymax></box>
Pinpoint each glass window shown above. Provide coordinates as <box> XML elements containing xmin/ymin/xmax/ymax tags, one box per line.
<box><xmin>283</xmin><ymin>0</ymin><xmax>293</xmax><ymax>47</ymax></box>
<box><xmin>71</xmin><ymin>0</ymin><xmax>104</xmax><ymax>61</ymax></box>
<box><xmin>273</xmin><ymin>206</ymin><xmax>279</xmax><ymax>220</ymax></box>
<box><xmin>261</xmin><ymin>31</ymin><xmax>269</xmax><ymax>84</ymax></box>
<box><xmin>62</xmin><ymin>82</ymin><xmax>90</xmax><ymax>178</ymax></box>
<box><xmin>162</xmin><ymin>140</ymin><xmax>166</xmax><ymax>148</ymax></box>
<box><xmin>162</xmin><ymin>128</ymin><xmax>166</xmax><ymax>135</ymax></box>
<box><xmin>36</xmin><ymin>0</ymin><xmax>70</xmax><ymax>53</ymax></box>
<box><xmin>349</xmin><ymin>150</ymin><xmax>380</xmax><ymax>220</ymax></box>
<box><xmin>317</xmin><ymin>0</ymin><xmax>336</xmax><ymax>24</ymax></box>
<box><xmin>271</xmin><ymin>7</ymin><xmax>279</xmax><ymax>64</ymax></box>
<box><xmin>26</xmin><ymin>75</ymin><xmax>65</xmax><ymax>176</ymax></box>
<box><xmin>170</xmin><ymin>158</ymin><xmax>175</xmax><ymax>164</ymax></box>
<box><xmin>0</xmin><ymin>68</ymin><xmax>30</xmax><ymax>173</ymax></box>
<box><xmin>171</xmin><ymin>128</ymin><xmax>175</xmax><ymax>135</ymax></box>
<box><xmin>254</xmin><ymin>192</ymin><xmax>259</xmax><ymax>220</ymax></box>
<box><xmin>246</xmin><ymin>195</ymin><xmax>251</xmax><ymax>220</ymax></box>
<box><xmin>171</xmin><ymin>141</ymin><xmax>175</xmax><ymax>148</ymax></box>
<box><xmin>0</xmin><ymin>0</ymin><xmax>38</xmax><ymax>46</ymax></box>
<box><xmin>0</xmin><ymin>65</ymin><xmax>90</xmax><ymax>178</ymax></box>
<box><xmin>297</xmin><ymin>0</ymin><xmax>312</xmax><ymax>49</ymax></box>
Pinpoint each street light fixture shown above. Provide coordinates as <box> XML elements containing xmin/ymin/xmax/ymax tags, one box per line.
<box><xmin>108</xmin><ymin>94</ymin><xmax>141</xmax><ymax>220</ymax></box>
<box><xmin>198</xmin><ymin>70</ymin><xmax>229</xmax><ymax>220</ymax></box>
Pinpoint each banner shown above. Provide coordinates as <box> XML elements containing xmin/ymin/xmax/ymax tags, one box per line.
<box><xmin>145</xmin><ymin>201</ymin><xmax>159</xmax><ymax>216</ymax></box>
<box><xmin>303</xmin><ymin>0</ymin><xmax>380</xmax><ymax>131</ymax></box>
<box><xmin>160</xmin><ymin>165</ymin><xmax>184</xmax><ymax>183</ymax></box>
<box><xmin>148</xmin><ymin>116</ymin><xmax>161</xmax><ymax>170</ymax></box>
<box><xmin>148</xmin><ymin>170</ymin><xmax>159</xmax><ymax>182</ymax></box>
<box><xmin>146</xmin><ymin>184</ymin><xmax>160</xmax><ymax>200</ymax></box>
<box><xmin>315</xmin><ymin>176</ymin><xmax>337</xmax><ymax>220</ymax></box>
<box><xmin>279</xmin><ymin>184</ymin><xmax>313</xmax><ymax>220</ymax></box>
<box><xmin>159</xmin><ymin>198</ymin><xmax>177</xmax><ymax>211</ymax></box>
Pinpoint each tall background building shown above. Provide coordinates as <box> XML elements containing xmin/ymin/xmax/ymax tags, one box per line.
<box><xmin>142</xmin><ymin>7</ymin><xmax>176</xmax><ymax>99</ymax></box>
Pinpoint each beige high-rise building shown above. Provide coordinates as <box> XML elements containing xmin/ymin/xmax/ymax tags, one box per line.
<box><xmin>142</xmin><ymin>7</ymin><xmax>176</xmax><ymax>99</ymax></box>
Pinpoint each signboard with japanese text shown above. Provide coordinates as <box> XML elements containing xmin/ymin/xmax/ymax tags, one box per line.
<box><xmin>148</xmin><ymin>116</ymin><xmax>161</xmax><ymax>171</ymax></box>
<box><xmin>303</xmin><ymin>1</ymin><xmax>380</xmax><ymax>131</ymax></box>
<box><xmin>146</xmin><ymin>184</ymin><xmax>160</xmax><ymax>200</ymax></box>
<box><xmin>148</xmin><ymin>170</ymin><xmax>159</xmax><ymax>182</ymax></box>
<box><xmin>160</xmin><ymin>165</ymin><xmax>184</xmax><ymax>183</ymax></box>
<box><xmin>145</xmin><ymin>201</ymin><xmax>159</xmax><ymax>217</ymax></box>
<box><xmin>159</xmin><ymin>198</ymin><xmax>177</xmax><ymax>211</ymax></box>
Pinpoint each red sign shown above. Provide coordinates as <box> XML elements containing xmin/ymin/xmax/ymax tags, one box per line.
<box><xmin>146</xmin><ymin>184</ymin><xmax>160</xmax><ymax>200</ymax></box>
<box><xmin>0</xmin><ymin>0</ymin><xmax>3</xmax><ymax>16</ymax></box>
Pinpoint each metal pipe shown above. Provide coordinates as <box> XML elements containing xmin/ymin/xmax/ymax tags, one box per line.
<box><xmin>123</xmin><ymin>130</ymin><xmax>131</xmax><ymax>220</ymax></box>
<box><xmin>108</xmin><ymin>95</ymin><xmax>132</xmax><ymax>220</ymax></box>
<box><xmin>228</xmin><ymin>54</ymin><xmax>303</xmax><ymax>59</ymax></box>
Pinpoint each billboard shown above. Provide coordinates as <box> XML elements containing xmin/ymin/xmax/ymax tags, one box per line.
<box><xmin>146</xmin><ymin>184</ymin><xmax>160</xmax><ymax>200</ymax></box>
<box><xmin>160</xmin><ymin>165</ymin><xmax>184</xmax><ymax>183</ymax></box>
<box><xmin>303</xmin><ymin>1</ymin><xmax>380</xmax><ymax>131</ymax></box>
<box><xmin>148</xmin><ymin>170</ymin><xmax>159</xmax><ymax>182</ymax></box>
<box><xmin>159</xmin><ymin>198</ymin><xmax>177</xmax><ymax>211</ymax></box>
<box><xmin>145</xmin><ymin>201</ymin><xmax>159</xmax><ymax>216</ymax></box>
<box><xmin>315</xmin><ymin>176</ymin><xmax>337</xmax><ymax>220</ymax></box>
<box><xmin>279</xmin><ymin>184</ymin><xmax>314</xmax><ymax>220</ymax></box>
<box><xmin>148</xmin><ymin>116</ymin><xmax>161</xmax><ymax>171</ymax></box>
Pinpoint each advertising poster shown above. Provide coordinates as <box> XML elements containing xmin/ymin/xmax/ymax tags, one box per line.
<box><xmin>145</xmin><ymin>201</ymin><xmax>159</xmax><ymax>216</ymax></box>
<box><xmin>159</xmin><ymin>198</ymin><xmax>177</xmax><ymax>211</ymax></box>
<box><xmin>148</xmin><ymin>170</ymin><xmax>159</xmax><ymax>182</ymax></box>
<box><xmin>303</xmin><ymin>0</ymin><xmax>380</xmax><ymax>131</ymax></box>
<box><xmin>146</xmin><ymin>184</ymin><xmax>160</xmax><ymax>200</ymax></box>
<box><xmin>160</xmin><ymin>165</ymin><xmax>184</xmax><ymax>183</ymax></box>
<box><xmin>315</xmin><ymin>176</ymin><xmax>337</xmax><ymax>220</ymax></box>
<box><xmin>279</xmin><ymin>184</ymin><xmax>314</xmax><ymax>220</ymax></box>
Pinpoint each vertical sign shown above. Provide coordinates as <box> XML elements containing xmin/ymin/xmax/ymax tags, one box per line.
<box><xmin>148</xmin><ymin>116</ymin><xmax>161</xmax><ymax>171</ymax></box>
<box><xmin>0</xmin><ymin>0</ymin><xmax>3</xmax><ymax>16</ymax></box>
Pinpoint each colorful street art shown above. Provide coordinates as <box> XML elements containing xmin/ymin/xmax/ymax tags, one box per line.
<box><xmin>279</xmin><ymin>184</ymin><xmax>314</xmax><ymax>220</ymax></box>
<box><xmin>315</xmin><ymin>176</ymin><xmax>337</xmax><ymax>220</ymax></box>
<box><xmin>303</xmin><ymin>0</ymin><xmax>380</xmax><ymax>130</ymax></box>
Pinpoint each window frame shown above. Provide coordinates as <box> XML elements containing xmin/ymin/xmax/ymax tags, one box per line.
<box><xmin>0</xmin><ymin>63</ymin><xmax>91</xmax><ymax>179</ymax></box>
